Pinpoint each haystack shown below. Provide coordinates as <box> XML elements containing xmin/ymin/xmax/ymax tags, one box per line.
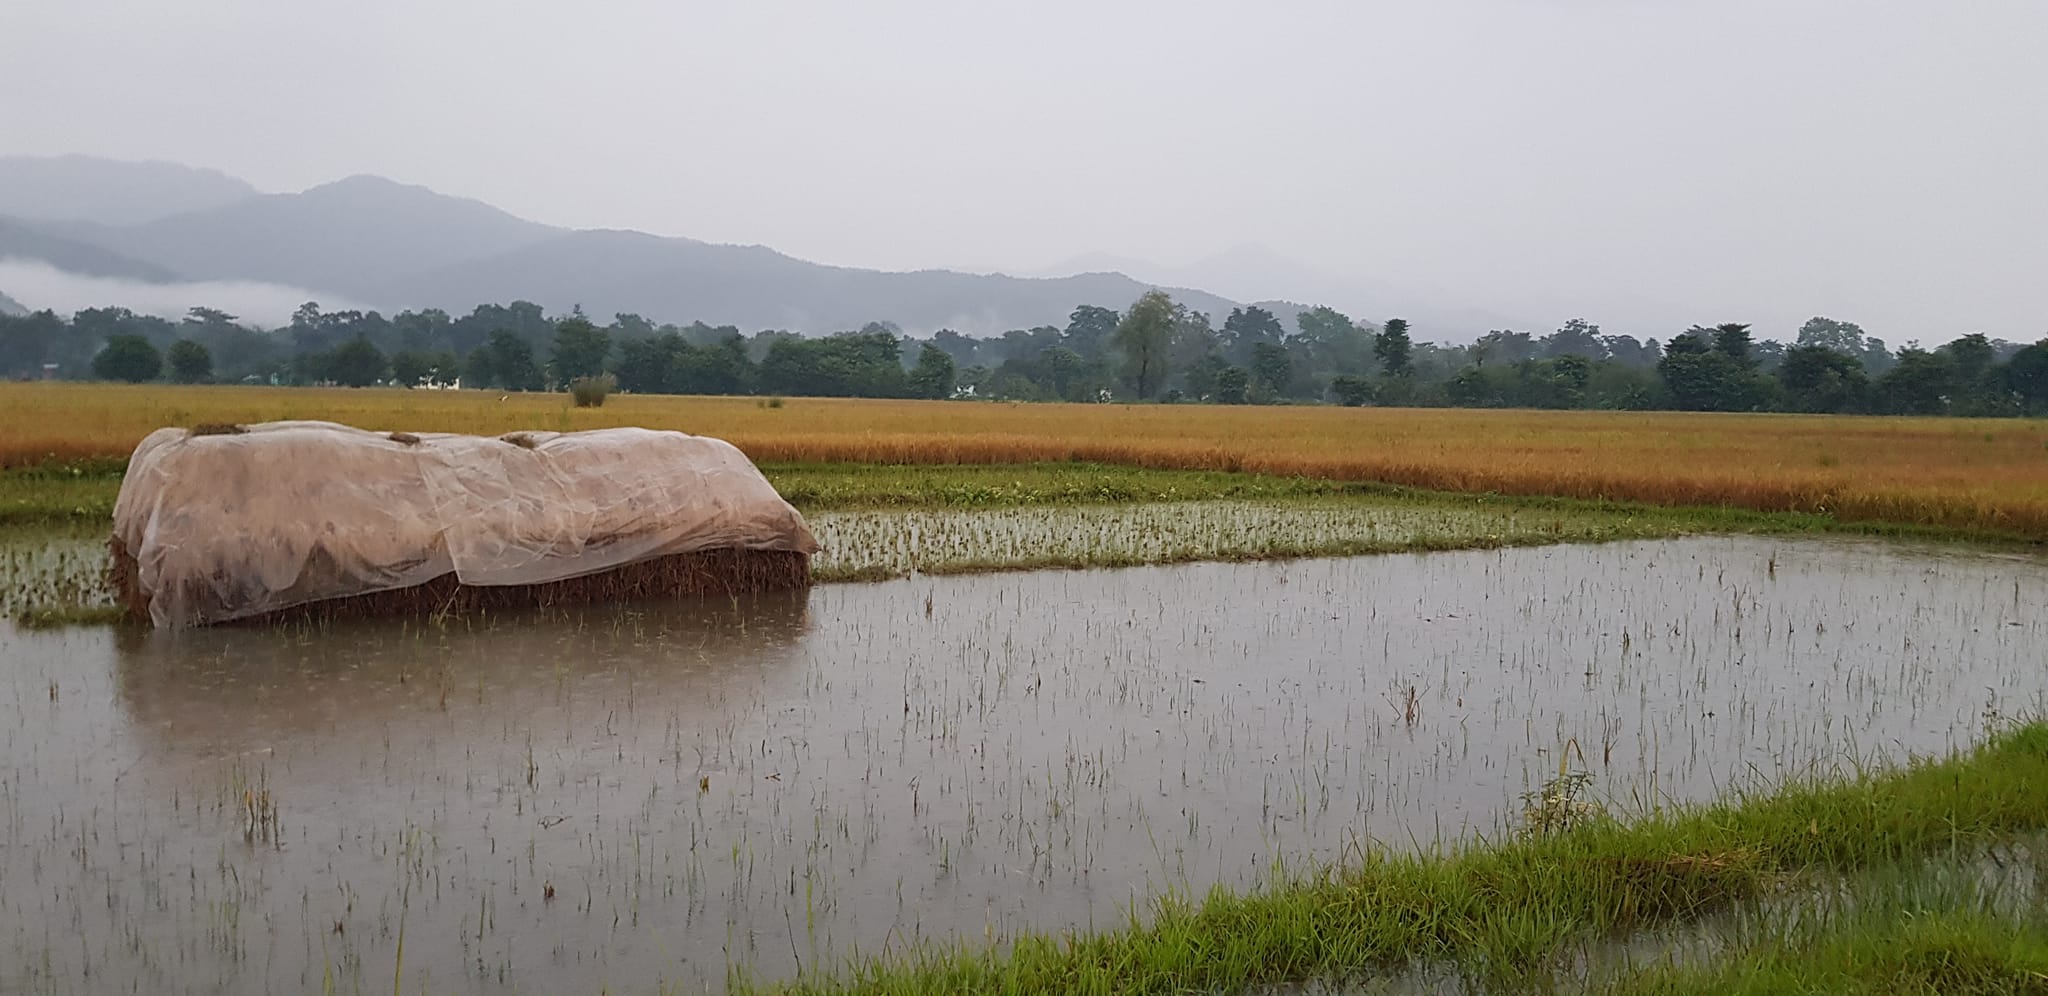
<box><xmin>110</xmin><ymin>421</ymin><xmax>819</xmax><ymax>627</ymax></box>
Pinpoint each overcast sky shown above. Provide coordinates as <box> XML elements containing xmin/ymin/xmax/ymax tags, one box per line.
<box><xmin>3</xmin><ymin>0</ymin><xmax>2043</xmax><ymax>342</ymax></box>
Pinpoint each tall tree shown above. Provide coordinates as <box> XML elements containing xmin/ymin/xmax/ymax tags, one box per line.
<box><xmin>469</xmin><ymin>329</ymin><xmax>544</xmax><ymax>391</ymax></box>
<box><xmin>1062</xmin><ymin>305</ymin><xmax>1120</xmax><ymax>360</ymax></box>
<box><xmin>1775</xmin><ymin>345</ymin><xmax>1866</xmax><ymax>413</ymax></box>
<box><xmin>1183</xmin><ymin>353</ymin><xmax>1231</xmax><ymax>401</ymax></box>
<box><xmin>324</xmin><ymin>335</ymin><xmax>388</xmax><ymax>387</ymax></box>
<box><xmin>1250</xmin><ymin>341</ymin><xmax>1292</xmax><ymax>397</ymax></box>
<box><xmin>92</xmin><ymin>334</ymin><xmax>161</xmax><ymax>383</ymax></box>
<box><xmin>1796</xmin><ymin>316</ymin><xmax>1892</xmax><ymax>373</ymax></box>
<box><xmin>1874</xmin><ymin>348</ymin><xmax>1958</xmax><ymax>415</ymax></box>
<box><xmin>166</xmin><ymin>339</ymin><xmax>213</xmax><ymax>383</ymax></box>
<box><xmin>1294</xmin><ymin>306</ymin><xmax>1371</xmax><ymax>377</ymax></box>
<box><xmin>907</xmin><ymin>343</ymin><xmax>956</xmax><ymax>399</ymax></box>
<box><xmin>1114</xmin><ymin>291</ymin><xmax>1177</xmax><ymax>399</ymax></box>
<box><xmin>1542</xmin><ymin>318</ymin><xmax>1607</xmax><ymax>360</ymax></box>
<box><xmin>1710</xmin><ymin>323</ymin><xmax>1756</xmax><ymax>367</ymax></box>
<box><xmin>1374</xmin><ymin>318</ymin><xmax>1413</xmax><ymax>377</ymax></box>
<box><xmin>2003</xmin><ymin>340</ymin><xmax>2048</xmax><ymax>413</ymax></box>
<box><xmin>1221</xmin><ymin>306</ymin><xmax>1285</xmax><ymax>365</ymax></box>
<box><xmin>1657</xmin><ymin>327</ymin><xmax>1758</xmax><ymax>411</ymax></box>
<box><xmin>551</xmin><ymin>316</ymin><xmax>611</xmax><ymax>382</ymax></box>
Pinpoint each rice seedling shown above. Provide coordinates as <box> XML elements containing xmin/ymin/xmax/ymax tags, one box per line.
<box><xmin>2</xmin><ymin>535</ymin><xmax>2044</xmax><ymax>993</ymax></box>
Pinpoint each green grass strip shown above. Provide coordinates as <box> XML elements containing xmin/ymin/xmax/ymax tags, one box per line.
<box><xmin>3</xmin><ymin>460</ymin><xmax>2040</xmax><ymax>549</ymax></box>
<box><xmin>731</xmin><ymin>723</ymin><xmax>2048</xmax><ymax>995</ymax></box>
<box><xmin>1602</xmin><ymin>899</ymin><xmax>2048</xmax><ymax>995</ymax></box>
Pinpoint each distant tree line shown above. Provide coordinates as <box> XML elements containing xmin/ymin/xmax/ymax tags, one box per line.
<box><xmin>3</xmin><ymin>293</ymin><xmax>2046</xmax><ymax>417</ymax></box>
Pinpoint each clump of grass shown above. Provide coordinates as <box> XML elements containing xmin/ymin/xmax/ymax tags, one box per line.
<box><xmin>187</xmin><ymin>422</ymin><xmax>246</xmax><ymax>436</ymax></box>
<box><xmin>387</xmin><ymin>431</ymin><xmax>421</xmax><ymax>446</ymax></box>
<box><xmin>500</xmin><ymin>432</ymin><xmax>539</xmax><ymax>449</ymax></box>
<box><xmin>568</xmin><ymin>374</ymin><xmax>616</xmax><ymax>408</ymax></box>
<box><xmin>1600</xmin><ymin>889</ymin><xmax>2048</xmax><ymax>994</ymax></box>
<box><xmin>732</xmin><ymin>722</ymin><xmax>2048</xmax><ymax>995</ymax></box>
<box><xmin>1521</xmin><ymin>770</ymin><xmax>1604</xmax><ymax>838</ymax></box>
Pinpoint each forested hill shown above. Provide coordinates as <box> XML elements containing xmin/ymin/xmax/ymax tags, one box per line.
<box><xmin>0</xmin><ymin>157</ymin><xmax>1238</xmax><ymax>335</ymax></box>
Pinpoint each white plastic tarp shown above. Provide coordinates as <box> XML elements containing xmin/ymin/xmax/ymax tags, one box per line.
<box><xmin>112</xmin><ymin>421</ymin><xmax>818</xmax><ymax>626</ymax></box>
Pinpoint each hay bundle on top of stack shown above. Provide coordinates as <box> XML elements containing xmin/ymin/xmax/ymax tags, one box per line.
<box><xmin>111</xmin><ymin>420</ymin><xmax>819</xmax><ymax>627</ymax></box>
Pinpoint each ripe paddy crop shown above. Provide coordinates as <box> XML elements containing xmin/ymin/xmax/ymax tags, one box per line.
<box><xmin>6</xmin><ymin>382</ymin><xmax>2048</xmax><ymax>533</ymax></box>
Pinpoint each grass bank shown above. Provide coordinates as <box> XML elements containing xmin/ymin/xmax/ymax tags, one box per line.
<box><xmin>1602</xmin><ymin>905</ymin><xmax>2048</xmax><ymax>995</ymax></box>
<box><xmin>727</xmin><ymin>722</ymin><xmax>2048</xmax><ymax>995</ymax></box>
<box><xmin>5</xmin><ymin>460</ymin><xmax>2040</xmax><ymax>626</ymax></box>
<box><xmin>3</xmin><ymin>459</ymin><xmax>2041</xmax><ymax>547</ymax></box>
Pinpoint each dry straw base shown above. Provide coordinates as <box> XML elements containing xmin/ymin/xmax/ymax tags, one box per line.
<box><xmin>110</xmin><ymin>537</ymin><xmax>810</xmax><ymax>626</ymax></box>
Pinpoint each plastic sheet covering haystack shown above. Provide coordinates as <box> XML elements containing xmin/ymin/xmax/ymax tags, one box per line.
<box><xmin>111</xmin><ymin>421</ymin><xmax>819</xmax><ymax>627</ymax></box>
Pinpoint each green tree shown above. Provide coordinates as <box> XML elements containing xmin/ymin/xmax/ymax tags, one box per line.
<box><xmin>1543</xmin><ymin>319</ymin><xmax>1606</xmax><ymax>360</ymax></box>
<box><xmin>1250</xmin><ymin>341</ymin><xmax>1292</xmax><ymax>397</ymax></box>
<box><xmin>676</xmin><ymin>334</ymin><xmax>754</xmax><ymax>394</ymax></box>
<box><xmin>617</xmin><ymin>332</ymin><xmax>688</xmax><ymax>394</ymax></box>
<box><xmin>1169</xmin><ymin>309</ymin><xmax>1221</xmax><ymax>377</ymax></box>
<box><xmin>325</xmin><ymin>335</ymin><xmax>388</xmax><ymax>387</ymax></box>
<box><xmin>1796</xmin><ymin>316</ymin><xmax>1893</xmax><ymax>374</ymax></box>
<box><xmin>1062</xmin><ymin>305</ymin><xmax>1120</xmax><ymax>360</ymax></box>
<box><xmin>1711</xmin><ymin>323</ymin><xmax>1756</xmax><ymax>367</ymax></box>
<box><xmin>1776</xmin><ymin>345</ymin><xmax>1867</xmax><ymax>413</ymax></box>
<box><xmin>1114</xmin><ymin>291</ymin><xmax>1176</xmax><ymax>399</ymax></box>
<box><xmin>1657</xmin><ymin>328</ymin><xmax>1757</xmax><ymax>411</ymax></box>
<box><xmin>1294</xmin><ymin>306</ymin><xmax>1372</xmax><ymax>381</ymax></box>
<box><xmin>1221</xmin><ymin>306</ymin><xmax>1285</xmax><ymax>365</ymax></box>
<box><xmin>1214</xmin><ymin>365</ymin><xmax>1250</xmax><ymax>405</ymax></box>
<box><xmin>1548</xmin><ymin>354</ymin><xmax>1594</xmax><ymax>407</ymax></box>
<box><xmin>92</xmin><ymin>334</ymin><xmax>162</xmax><ymax>383</ymax></box>
<box><xmin>1374</xmin><ymin>318</ymin><xmax>1413</xmax><ymax>377</ymax></box>
<box><xmin>908</xmin><ymin>343</ymin><xmax>956</xmax><ymax>399</ymax></box>
<box><xmin>1183</xmin><ymin>353</ymin><xmax>1230</xmax><ymax>400</ymax></box>
<box><xmin>1874</xmin><ymin>349</ymin><xmax>1958</xmax><ymax>415</ymax></box>
<box><xmin>468</xmin><ymin>330</ymin><xmax>544</xmax><ymax>391</ymax></box>
<box><xmin>1330</xmin><ymin>374</ymin><xmax>1372</xmax><ymax>407</ymax></box>
<box><xmin>166</xmin><ymin>338</ymin><xmax>213</xmax><ymax>383</ymax></box>
<box><xmin>551</xmin><ymin>316</ymin><xmax>611</xmax><ymax>383</ymax></box>
<box><xmin>2003</xmin><ymin>340</ymin><xmax>2048</xmax><ymax>414</ymax></box>
<box><xmin>1938</xmin><ymin>333</ymin><xmax>2003</xmax><ymax>413</ymax></box>
<box><xmin>1038</xmin><ymin>345</ymin><xmax>1087</xmax><ymax>400</ymax></box>
<box><xmin>391</xmin><ymin>350</ymin><xmax>435</xmax><ymax>388</ymax></box>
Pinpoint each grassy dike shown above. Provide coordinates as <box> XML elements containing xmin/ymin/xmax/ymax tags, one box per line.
<box><xmin>5</xmin><ymin>459</ymin><xmax>2040</xmax><ymax>625</ymax></box>
<box><xmin>728</xmin><ymin>723</ymin><xmax>2048</xmax><ymax>995</ymax></box>
<box><xmin>5</xmin><ymin>458</ymin><xmax>2041</xmax><ymax>542</ymax></box>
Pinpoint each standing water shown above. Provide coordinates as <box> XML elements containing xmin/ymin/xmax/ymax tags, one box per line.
<box><xmin>1</xmin><ymin>536</ymin><xmax>2042</xmax><ymax>994</ymax></box>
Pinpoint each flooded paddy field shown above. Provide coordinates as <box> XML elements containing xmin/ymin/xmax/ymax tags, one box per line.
<box><xmin>2</xmin><ymin>535</ymin><xmax>2044</xmax><ymax>994</ymax></box>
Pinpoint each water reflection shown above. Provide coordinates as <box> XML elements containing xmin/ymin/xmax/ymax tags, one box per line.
<box><xmin>2</xmin><ymin>537</ymin><xmax>2045</xmax><ymax>996</ymax></box>
<box><xmin>112</xmin><ymin>590</ymin><xmax>814</xmax><ymax>757</ymax></box>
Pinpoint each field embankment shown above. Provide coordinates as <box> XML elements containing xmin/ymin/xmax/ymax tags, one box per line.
<box><xmin>737</xmin><ymin>722</ymin><xmax>2048</xmax><ymax>995</ymax></box>
<box><xmin>5</xmin><ymin>383</ymin><xmax>2048</xmax><ymax>534</ymax></box>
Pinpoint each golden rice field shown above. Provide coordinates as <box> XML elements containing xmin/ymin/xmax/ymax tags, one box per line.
<box><xmin>6</xmin><ymin>381</ymin><xmax>2048</xmax><ymax>534</ymax></box>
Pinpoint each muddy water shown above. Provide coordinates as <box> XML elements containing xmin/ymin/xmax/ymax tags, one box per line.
<box><xmin>1</xmin><ymin>536</ymin><xmax>2042</xmax><ymax>994</ymax></box>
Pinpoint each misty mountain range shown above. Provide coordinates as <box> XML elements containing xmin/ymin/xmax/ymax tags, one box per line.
<box><xmin>0</xmin><ymin>155</ymin><xmax>1505</xmax><ymax>337</ymax></box>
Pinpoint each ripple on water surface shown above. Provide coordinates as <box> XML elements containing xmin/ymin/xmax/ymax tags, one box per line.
<box><xmin>1</xmin><ymin>535</ymin><xmax>2043</xmax><ymax>994</ymax></box>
